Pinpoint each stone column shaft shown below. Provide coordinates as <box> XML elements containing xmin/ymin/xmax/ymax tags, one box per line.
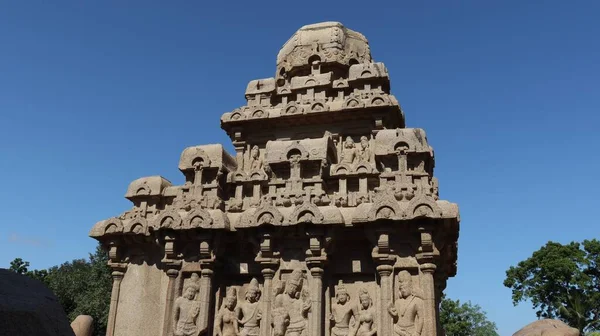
<box><xmin>377</xmin><ymin>264</ymin><xmax>393</xmax><ymax>336</ymax></box>
<box><xmin>420</xmin><ymin>263</ymin><xmax>437</xmax><ymax>336</ymax></box>
<box><xmin>260</xmin><ymin>268</ymin><xmax>275</xmax><ymax>336</ymax></box>
<box><xmin>162</xmin><ymin>269</ymin><xmax>179</xmax><ymax>336</ymax></box>
<box><xmin>106</xmin><ymin>271</ymin><xmax>124</xmax><ymax>336</ymax></box>
<box><xmin>310</xmin><ymin>267</ymin><xmax>324</xmax><ymax>336</ymax></box>
<box><xmin>197</xmin><ymin>267</ymin><xmax>214</xmax><ymax>334</ymax></box>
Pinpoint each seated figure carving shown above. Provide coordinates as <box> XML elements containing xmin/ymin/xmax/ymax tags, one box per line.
<box><xmin>388</xmin><ymin>271</ymin><xmax>424</xmax><ymax>336</ymax></box>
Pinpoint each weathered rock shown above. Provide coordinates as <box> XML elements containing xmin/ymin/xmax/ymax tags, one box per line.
<box><xmin>513</xmin><ymin>319</ymin><xmax>580</xmax><ymax>336</ymax></box>
<box><xmin>0</xmin><ymin>268</ymin><xmax>75</xmax><ymax>336</ymax></box>
<box><xmin>90</xmin><ymin>22</ymin><xmax>460</xmax><ymax>336</ymax></box>
<box><xmin>70</xmin><ymin>315</ymin><xmax>93</xmax><ymax>336</ymax></box>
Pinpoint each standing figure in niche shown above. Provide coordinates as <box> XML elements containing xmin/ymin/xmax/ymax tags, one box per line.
<box><xmin>357</xmin><ymin>136</ymin><xmax>374</xmax><ymax>165</ymax></box>
<box><xmin>388</xmin><ymin>271</ymin><xmax>424</xmax><ymax>336</ymax></box>
<box><xmin>249</xmin><ymin>145</ymin><xmax>263</xmax><ymax>171</ymax></box>
<box><xmin>172</xmin><ymin>281</ymin><xmax>201</xmax><ymax>336</ymax></box>
<box><xmin>216</xmin><ymin>287</ymin><xmax>240</xmax><ymax>336</ymax></box>
<box><xmin>273</xmin><ymin>268</ymin><xmax>311</xmax><ymax>336</ymax></box>
<box><xmin>330</xmin><ymin>284</ymin><xmax>355</xmax><ymax>336</ymax></box>
<box><xmin>272</xmin><ymin>280</ymin><xmax>290</xmax><ymax>336</ymax></box>
<box><xmin>352</xmin><ymin>288</ymin><xmax>376</xmax><ymax>336</ymax></box>
<box><xmin>237</xmin><ymin>278</ymin><xmax>262</xmax><ymax>336</ymax></box>
<box><xmin>340</xmin><ymin>136</ymin><xmax>358</xmax><ymax>165</ymax></box>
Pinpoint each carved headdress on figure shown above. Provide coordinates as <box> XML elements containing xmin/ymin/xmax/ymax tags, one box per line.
<box><xmin>246</xmin><ymin>278</ymin><xmax>261</xmax><ymax>300</ymax></box>
<box><xmin>288</xmin><ymin>268</ymin><xmax>304</xmax><ymax>287</ymax></box>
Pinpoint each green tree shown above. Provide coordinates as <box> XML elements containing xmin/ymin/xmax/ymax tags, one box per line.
<box><xmin>9</xmin><ymin>257</ymin><xmax>30</xmax><ymax>274</ymax></box>
<box><xmin>504</xmin><ymin>239</ymin><xmax>600</xmax><ymax>334</ymax></box>
<box><xmin>439</xmin><ymin>294</ymin><xmax>499</xmax><ymax>336</ymax></box>
<box><xmin>8</xmin><ymin>243</ymin><xmax>112</xmax><ymax>335</ymax></box>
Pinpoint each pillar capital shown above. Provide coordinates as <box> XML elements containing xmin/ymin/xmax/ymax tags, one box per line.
<box><xmin>376</xmin><ymin>264</ymin><xmax>394</xmax><ymax>276</ymax></box>
<box><xmin>420</xmin><ymin>262</ymin><xmax>437</xmax><ymax>273</ymax></box>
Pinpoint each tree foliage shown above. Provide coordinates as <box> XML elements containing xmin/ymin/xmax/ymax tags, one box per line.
<box><xmin>504</xmin><ymin>239</ymin><xmax>600</xmax><ymax>333</ymax></box>
<box><xmin>439</xmin><ymin>294</ymin><xmax>499</xmax><ymax>336</ymax></box>
<box><xmin>8</xmin><ymin>244</ymin><xmax>112</xmax><ymax>335</ymax></box>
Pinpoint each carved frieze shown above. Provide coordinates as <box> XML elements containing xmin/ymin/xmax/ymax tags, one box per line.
<box><xmin>90</xmin><ymin>21</ymin><xmax>459</xmax><ymax>336</ymax></box>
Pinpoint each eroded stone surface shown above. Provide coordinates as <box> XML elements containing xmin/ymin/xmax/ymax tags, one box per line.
<box><xmin>513</xmin><ymin>319</ymin><xmax>580</xmax><ymax>336</ymax></box>
<box><xmin>90</xmin><ymin>22</ymin><xmax>459</xmax><ymax>336</ymax></box>
<box><xmin>70</xmin><ymin>315</ymin><xmax>93</xmax><ymax>336</ymax></box>
<box><xmin>0</xmin><ymin>269</ymin><xmax>75</xmax><ymax>336</ymax></box>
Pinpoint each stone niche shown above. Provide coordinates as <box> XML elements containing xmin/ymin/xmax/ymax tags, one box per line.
<box><xmin>90</xmin><ymin>21</ymin><xmax>459</xmax><ymax>336</ymax></box>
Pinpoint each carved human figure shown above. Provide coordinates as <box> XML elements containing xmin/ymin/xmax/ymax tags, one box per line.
<box><xmin>172</xmin><ymin>281</ymin><xmax>201</xmax><ymax>336</ymax></box>
<box><xmin>340</xmin><ymin>136</ymin><xmax>357</xmax><ymax>165</ymax></box>
<box><xmin>330</xmin><ymin>284</ymin><xmax>355</xmax><ymax>336</ymax></box>
<box><xmin>353</xmin><ymin>288</ymin><xmax>376</xmax><ymax>336</ymax></box>
<box><xmin>249</xmin><ymin>145</ymin><xmax>263</xmax><ymax>171</ymax></box>
<box><xmin>216</xmin><ymin>287</ymin><xmax>240</xmax><ymax>336</ymax></box>
<box><xmin>388</xmin><ymin>271</ymin><xmax>424</xmax><ymax>336</ymax></box>
<box><xmin>236</xmin><ymin>278</ymin><xmax>262</xmax><ymax>336</ymax></box>
<box><xmin>357</xmin><ymin>136</ymin><xmax>373</xmax><ymax>164</ymax></box>
<box><xmin>273</xmin><ymin>268</ymin><xmax>311</xmax><ymax>336</ymax></box>
<box><xmin>272</xmin><ymin>293</ymin><xmax>290</xmax><ymax>336</ymax></box>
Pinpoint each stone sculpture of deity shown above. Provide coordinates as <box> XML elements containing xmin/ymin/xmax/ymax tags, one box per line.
<box><xmin>353</xmin><ymin>288</ymin><xmax>376</xmax><ymax>336</ymax></box>
<box><xmin>357</xmin><ymin>136</ymin><xmax>374</xmax><ymax>164</ymax></box>
<box><xmin>388</xmin><ymin>271</ymin><xmax>424</xmax><ymax>336</ymax></box>
<box><xmin>215</xmin><ymin>287</ymin><xmax>240</xmax><ymax>336</ymax></box>
<box><xmin>172</xmin><ymin>279</ymin><xmax>201</xmax><ymax>336</ymax></box>
<box><xmin>249</xmin><ymin>145</ymin><xmax>263</xmax><ymax>171</ymax></box>
<box><xmin>236</xmin><ymin>278</ymin><xmax>262</xmax><ymax>336</ymax></box>
<box><xmin>340</xmin><ymin>136</ymin><xmax>357</xmax><ymax>165</ymax></box>
<box><xmin>330</xmin><ymin>284</ymin><xmax>355</xmax><ymax>336</ymax></box>
<box><xmin>272</xmin><ymin>268</ymin><xmax>311</xmax><ymax>336</ymax></box>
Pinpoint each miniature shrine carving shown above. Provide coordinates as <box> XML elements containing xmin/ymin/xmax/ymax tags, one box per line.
<box><xmin>90</xmin><ymin>21</ymin><xmax>459</xmax><ymax>336</ymax></box>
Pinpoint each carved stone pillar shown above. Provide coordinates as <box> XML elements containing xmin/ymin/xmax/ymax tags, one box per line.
<box><xmin>419</xmin><ymin>263</ymin><xmax>437</xmax><ymax>336</ymax></box>
<box><xmin>162</xmin><ymin>268</ymin><xmax>180</xmax><ymax>336</ymax></box>
<box><xmin>372</xmin><ymin>230</ymin><xmax>395</xmax><ymax>336</ymax></box>
<box><xmin>417</xmin><ymin>226</ymin><xmax>438</xmax><ymax>336</ymax></box>
<box><xmin>308</xmin><ymin>264</ymin><xmax>324</xmax><ymax>336</ymax></box>
<box><xmin>162</xmin><ymin>235</ymin><xmax>181</xmax><ymax>336</ymax></box>
<box><xmin>260</xmin><ymin>267</ymin><xmax>276</xmax><ymax>336</ymax></box>
<box><xmin>196</xmin><ymin>266</ymin><xmax>214</xmax><ymax>335</ymax></box>
<box><xmin>107</xmin><ymin>268</ymin><xmax>125</xmax><ymax>336</ymax></box>
<box><xmin>376</xmin><ymin>264</ymin><xmax>394</xmax><ymax>336</ymax></box>
<box><xmin>256</xmin><ymin>232</ymin><xmax>280</xmax><ymax>336</ymax></box>
<box><xmin>307</xmin><ymin>234</ymin><xmax>327</xmax><ymax>336</ymax></box>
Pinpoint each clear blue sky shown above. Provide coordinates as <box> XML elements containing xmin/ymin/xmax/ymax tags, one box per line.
<box><xmin>1</xmin><ymin>1</ymin><xmax>598</xmax><ymax>335</ymax></box>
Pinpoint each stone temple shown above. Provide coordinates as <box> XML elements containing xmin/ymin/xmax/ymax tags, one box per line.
<box><xmin>90</xmin><ymin>22</ymin><xmax>459</xmax><ymax>336</ymax></box>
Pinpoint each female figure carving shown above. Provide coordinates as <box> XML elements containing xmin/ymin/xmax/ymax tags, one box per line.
<box><xmin>352</xmin><ymin>288</ymin><xmax>377</xmax><ymax>336</ymax></box>
<box><xmin>330</xmin><ymin>284</ymin><xmax>355</xmax><ymax>336</ymax></box>
<box><xmin>216</xmin><ymin>287</ymin><xmax>240</xmax><ymax>336</ymax></box>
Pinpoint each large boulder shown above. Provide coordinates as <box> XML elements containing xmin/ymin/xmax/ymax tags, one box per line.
<box><xmin>0</xmin><ymin>268</ymin><xmax>75</xmax><ymax>336</ymax></box>
<box><xmin>70</xmin><ymin>315</ymin><xmax>93</xmax><ymax>336</ymax></box>
<box><xmin>513</xmin><ymin>319</ymin><xmax>580</xmax><ymax>336</ymax></box>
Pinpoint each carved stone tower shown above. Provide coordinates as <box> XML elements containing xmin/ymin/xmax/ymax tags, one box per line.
<box><xmin>91</xmin><ymin>22</ymin><xmax>459</xmax><ymax>336</ymax></box>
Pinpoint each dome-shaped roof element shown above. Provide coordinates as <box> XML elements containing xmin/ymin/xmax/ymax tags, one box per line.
<box><xmin>276</xmin><ymin>22</ymin><xmax>372</xmax><ymax>79</ymax></box>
